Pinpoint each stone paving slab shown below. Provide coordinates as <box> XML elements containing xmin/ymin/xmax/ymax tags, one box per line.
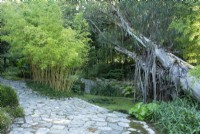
<box><xmin>0</xmin><ymin>78</ymin><xmax>155</xmax><ymax>134</ymax></box>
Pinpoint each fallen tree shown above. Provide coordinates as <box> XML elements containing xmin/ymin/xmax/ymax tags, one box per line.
<box><xmin>112</xmin><ymin>6</ymin><xmax>200</xmax><ymax>102</ymax></box>
<box><xmin>86</xmin><ymin>4</ymin><xmax>200</xmax><ymax>102</ymax></box>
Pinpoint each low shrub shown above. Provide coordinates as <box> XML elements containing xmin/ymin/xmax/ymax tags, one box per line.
<box><xmin>102</xmin><ymin>69</ymin><xmax>123</xmax><ymax>80</ymax></box>
<box><xmin>90</xmin><ymin>82</ymin><xmax>122</xmax><ymax>97</ymax></box>
<box><xmin>122</xmin><ymin>86</ymin><xmax>135</xmax><ymax>97</ymax></box>
<box><xmin>0</xmin><ymin>66</ymin><xmax>21</xmax><ymax>80</ymax></box>
<box><xmin>13</xmin><ymin>106</ymin><xmax>24</xmax><ymax>118</ymax></box>
<box><xmin>0</xmin><ymin>110</ymin><xmax>12</xmax><ymax>133</ymax></box>
<box><xmin>0</xmin><ymin>106</ymin><xmax>24</xmax><ymax>133</ymax></box>
<box><xmin>0</xmin><ymin>85</ymin><xmax>19</xmax><ymax>107</ymax></box>
<box><xmin>152</xmin><ymin>98</ymin><xmax>200</xmax><ymax>134</ymax></box>
<box><xmin>71</xmin><ymin>80</ymin><xmax>84</xmax><ymax>95</ymax></box>
<box><xmin>89</xmin><ymin>79</ymin><xmax>138</xmax><ymax>98</ymax></box>
<box><xmin>129</xmin><ymin>102</ymin><xmax>159</xmax><ymax>121</ymax></box>
<box><xmin>3</xmin><ymin>106</ymin><xmax>24</xmax><ymax>118</ymax></box>
<box><xmin>0</xmin><ymin>84</ymin><xmax>24</xmax><ymax>133</ymax></box>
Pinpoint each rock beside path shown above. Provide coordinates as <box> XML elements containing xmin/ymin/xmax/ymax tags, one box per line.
<box><xmin>0</xmin><ymin>78</ymin><xmax>155</xmax><ymax>134</ymax></box>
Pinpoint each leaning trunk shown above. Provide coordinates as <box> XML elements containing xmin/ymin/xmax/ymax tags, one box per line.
<box><xmin>112</xmin><ymin>6</ymin><xmax>200</xmax><ymax>101</ymax></box>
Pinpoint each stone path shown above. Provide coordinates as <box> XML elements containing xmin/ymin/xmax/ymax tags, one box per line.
<box><xmin>0</xmin><ymin>78</ymin><xmax>155</xmax><ymax>134</ymax></box>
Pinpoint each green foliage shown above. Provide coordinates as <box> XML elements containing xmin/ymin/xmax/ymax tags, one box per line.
<box><xmin>0</xmin><ymin>106</ymin><xmax>24</xmax><ymax>133</ymax></box>
<box><xmin>0</xmin><ymin>66</ymin><xmax>21</xmax><ymax>80</ymax></box>
<box><xmin>0</xmin><ymin>84</ymin><xmax>19</xmax><ymax>107</ymax></box>
<box><xmin>152</xmin><ymin>98</ymin><xmax>200</xmax><ymax>134</ymax></box>
<box><xmin>83</xmin><ymin>0</ymin><xmax>135</xmax><ymax>81</ymax></box>
<box><xmin>0</xmin><ymin>110</ymin><xmax>11</xmax><ymax>133</ymax></box>
<box><xmin>119</xmin><ymin>0</ymin><xmax>176</xmax><ymax>45</ymax></box>
<box><xmin>90</xmin><ymin>79</ymin><xmax>137</xmax><ymax>98</ymax></box>
<box><xmin>2</xmin><ymin>106</ymin><xmax>24</xmax><ymax>118</ymax></box>
<box><xmin>0</xmin><ymin>84</ymin><xmax>23</xmax><ymax>133</ymax></box>
<box><xmin>170</xmin><ymin>1</ymin><xmax>200</xmax><ymax>64</ymax></box>
<box><xmin>122</xmin><ymin>86</ymin><xmax>135</xmax><ymax>97</ymax></box>
<box><xmin>154</xmin><ymin>99</ymin><xmax>200</xmax><ymax>134</ymax></box>
<box><xmin>129</xmin><ymin>102</ymin><xmax>159</xmax><ymax>121</ymax></box>
<box><xmin>189</xmin><ymin>65</ymin><xmax>200</xmax><ymax>81</ymax></box>
<box><xmin>85</xmin><ymin>63</ymin><xmax>124</xmax><ymax>80</ymax></box>
<box><xmin>11</xmin><ymin>106</ymin><xmax>24</xmax><ymax>118</ymax></box>
<box><xmin>71</xmin><ymin>80</ymin><xmax>84</xmax><ymax>95</ymax></box>
<box><xmin>1</xmin><ymin>1</ymin><xmax>89</xmax><ymax>91</ymax></box>
<box><xmin>0</xmin><ymin>41</ymin><xmax>9</xmax><ymax>56</ymax></box>
<box><xmin>91</xmin><ymin>82</ymin><xmax>122</xmax><ymax>97</ymax></box>
<box><xmin>0</xmin><ymin>41</ymin><xmax>10</xmax><ymax>73</ymax></box>
<box><xmin>102</xmin><ymin>69</ymin><xmax>123</xmax><ymax>80</ymax></box>
<box><xmin>26</xmin><ymin>80</ymin><xmax>72</xmax><ymax>98</ymax></box>
<box><xmin>1</xmin><ymin>1</ymin><xmax>89</xmax><ymax>68</ymax></box>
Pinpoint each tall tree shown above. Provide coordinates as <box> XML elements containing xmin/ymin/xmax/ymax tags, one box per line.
<box><xmin>83</xmin><ymin>0</ymin><xmax>200</xmax><ymax>102</ymax></box>
<box><xmin>1</xmin><ymin>1</ymin><xmax>90</xmax><ymax>91</ymax></box>
<box><xmin>170</xmin><ymin>1</ymin><xmax>200</xmax><ymax>65</ymax></box>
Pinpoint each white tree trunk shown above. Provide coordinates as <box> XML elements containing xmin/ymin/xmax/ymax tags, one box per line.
<box><xmin>112</xmin><ymin>6</ymin><xmax>200</xmax><ymax>101</ymax></box>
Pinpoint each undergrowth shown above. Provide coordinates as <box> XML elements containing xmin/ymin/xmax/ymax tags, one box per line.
<box><xmin>0</xmin><ymin>85</ymin><xmax>19</xmax><ymax>107</ymax></box>
<box><xmin>128</xmin><ymin>95</ymin><xmax>200</xmax><ymax>134</ymax></box>
<box><xmin>0</xmin><ymin>67</ymin><xmax>22</xmax><ymax>81</ymax></box>
<box><xmin>153</xmin><ymin>98</ymin><xmax>200</xmax><ymax>134</ymax></box>
<box><xmin>26</xmin><ymin>80</ymin><xmax>72</xmax><ymax>99</ymax></box>
<box><xmin>0</xmin><ymin>84</ymin><xmax>24</xmax><ymax>133</ymax></box>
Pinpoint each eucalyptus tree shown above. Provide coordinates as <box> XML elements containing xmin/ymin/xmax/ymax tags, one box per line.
<box><xmin>1</xmin><ymin>1</ymin><xmax>90</xmax><ymax>91</ymax></box>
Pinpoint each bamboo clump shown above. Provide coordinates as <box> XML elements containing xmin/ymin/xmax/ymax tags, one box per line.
<box><xmin>31</xmin><ymin>64</ymin><xmax>75</xmax><ymax>92</ymax></box>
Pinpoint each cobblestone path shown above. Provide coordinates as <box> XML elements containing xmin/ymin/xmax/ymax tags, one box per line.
<box><xmin>0</xmin><ymin>78</ymin><xmax>155</xmax><ymax>134</ymax></box>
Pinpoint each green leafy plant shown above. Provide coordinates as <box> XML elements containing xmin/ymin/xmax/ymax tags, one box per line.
<box><xmin>102</xmin><ymin>69</ymin><xmax>123</xmax><ymax>80</ymax></box>
<box><xmin>0</xmin><ymin>66</ymin><xmax>21</xmax><ymax>80</ymax></box>
<box><xmin>2</xmin><ymin>106</ymin><xmax>24</xmax><ymax>118</ymax></box>
<box><xmin>122</xmin><ymin>86</ymin><xmax>135</xmax><ymax>97</ymax></box>
<box><xmin>152</xmin><ymin>98</ymin><xmax>200</xmax><ymax>134</ymax></box>
<box><xmin>90</xmin><ymin>82</ymin><xmax>122</xmax><ymax>97</ymax></box>
<box><xmin>0</xmin><ymin>110</ymin><xmax>11</xmax><ymax>133</ymax></box>
<box><xmin>0</xmin><ymin>85</ymin><xmax>19</xmax><ymax>107</ymax></box>
<box><xmin>190</xmin><ymin>65</ymin><xmax>200</xmax><ymax>81</ymax></box>
<box><xmin>71</xmin><ymin>80</ymin><xmax>84</xmax><ymax>95</ymax></box>
<box><xmin>129</xmin><ymin>102</ymin><xmax>159</xmax><ymax>121</ymax></box>
<box><xmin>0</xmin><ymin>84</ymin><xmax>24</xmax><ymax>133</ymax></box>
<box><xmin>12</xmin><ymin>106</ymin><xmax>24</xmax><ymax>118</ymax></box>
